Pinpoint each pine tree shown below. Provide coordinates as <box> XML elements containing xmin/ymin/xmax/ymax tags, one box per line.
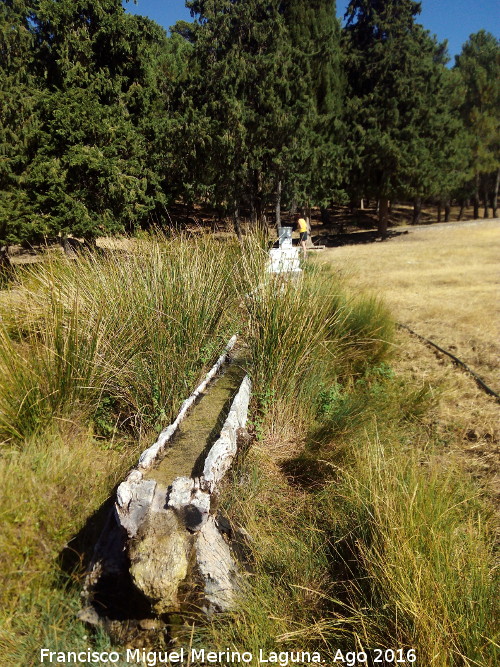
<box><xmin>184</xmin><ymin>0</ymin><xmax>344</xmax><ymax>230</ymax></box>
<box><xmin>280</xmin><ymin>1</ymin><xmax>345</xmax><ymax>209</ymax></box>
<box><xmin>1</xmin><ymin>0</ymin><xmax>176</xmax><ymax>245</ymax></box>
<box><xmin>455</xmin><ymin>31</ymin><xmax>500</xmax><ymax>218</ymax></box>
<box><xmin>400</xmin><ymin>48</ymin><xmax>471</xmax><ymax>224</ymax></box>
<box><xmin>27</xmin><ymin>0</ymin><xmax>172</xmax><ymax>241</ymax></box>
<box><xmin>0</xmin><ymin>0</ymin><xmax>40</xmax><ymax>245</ymax></box>
<box><xmin>186</xmin><ymin>0</ymin><xmax>298</xmax><ymax>231</ymax></box>
<box><xmin>343</xmin><ymin>0</ymin><xmax>466</xmax><ymax>234</ymax></box>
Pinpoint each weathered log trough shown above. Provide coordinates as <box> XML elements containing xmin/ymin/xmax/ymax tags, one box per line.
<box><xmin>79</xmin><ymin>337</ymin><xmax>251</xmax><ymax>642</ymax></box>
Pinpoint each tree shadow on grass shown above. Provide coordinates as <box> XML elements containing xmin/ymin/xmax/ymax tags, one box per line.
<box><xmin>313</xmin><ymin>228</ymin><xmax>408</xmax><ymax>247</ymax></box>
<box><xmin>57</xmin><ymin>490</ymin><xmax>155</xmax><ymax>622</ymax></box>
<box><xmin>280</xmin><ymin>454</ymin><xmax>334</xmax><ymax>491</ymax></box>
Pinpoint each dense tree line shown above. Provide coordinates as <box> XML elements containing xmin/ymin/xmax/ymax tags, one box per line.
<box><xmin>0</xmin><ymin>0</ymin><xmax>499</xmax><ymax>245</ymax></box>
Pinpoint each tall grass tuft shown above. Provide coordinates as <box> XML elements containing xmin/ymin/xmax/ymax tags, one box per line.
<box><xmin>1</xmin><ymin>233</ymin><xmax>494</xmax><ymax>667</ymax></box>
<box><xmin>205</xmin><ymin>405</ymin><xmax>497</xmax><ymax>667</ymax></box>
<box><xmin>239</xmin><ymin>261</ymin><xmax>394</xmax><ymax>441</ymax></box>
<box><xmin>0</xmin><ymin>296</ymin><xmax>105</xmax><ymax>441</ymax></box>
<box><xmin>195</xmin><ymin>449</ymin><xmax>340</xmax><ymax>661</ymax></box>
<box><xmin>198</xmin><ymin>256</ymin><xmax>496</xmax><ymax>666</ymax></box>
<box><xmin>318</xmin><ymin>430</ymin><xmax>498</xmax><ymax>666</ymax></box>
<box><xmin>0</xmin><ymin>422</ymin><xmax>135</xmax><ymax>667</ymax></box>
<box><xmin>0</xmin><ymin>232</ymin><xmax>250</xmax><ymax>664</ymax></box>
<box><xmin>0</xmin><ymin>234</ymin><xmax>243</xmax><ymax>444</ymax></box>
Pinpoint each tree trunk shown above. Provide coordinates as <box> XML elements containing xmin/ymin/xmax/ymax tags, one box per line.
<box><xmin>473</xmin><ymin>174</ymin><xmax>480</xmax><ymax>219</ymax></box>
<box><xmin>378</xmin><ymin>197</ymin><xmax>389</xmax><ymax>237</ymax></box>
<box><xmin>360</xmin><ymin>198</ymin><xmax>364</xmax><ymax>210</ymax></box>
<box><xmin>457</xmin><ymin>200</ymin><xmax>465</xmax><ymax>221</ymax></box>
<box><xmin>483</xmin><ymin>186</ymin><xmax>489</xmax><ymax>218</ymax></box>
<box><xmin>253</xmin><ymin>170</ymin><xmax>263</xmax><ymax>227</ymax></box>
<box><xmin>233</xmin><ymin>204</ymin><xmax>242</xmax><ymax>241</ymax></box>
<box><xmin>492</xmin><ymin>168</ymin><xmax>499</xmax><ymax>218</ymax></box>
<box><xmin>250</xmin><ymin>194</ymin><xmax>256</xmax><ymax>225</ymax></box>
<box><xmin>306</xmin><ymin>201</ymin><xmax>312</xmax><ymax>231</ymax></box>
<box><xmin>275</xmin><ymin>179</ymin><xmax>281</xmax><ymax>232</ymax></box>
<box><xmin>412</xmin><ymin>198</ymin><xmax>422</xmax><ymax>225</ymax></box>
<box><xmin>444</xmin><ymin>199</ymin><xmax>451</xmax><ymax>222</ymax></box>
<box><xmin>437</xmin><ymin>201</ymin><xmax>442</xmax><ymax>223</ymax></box>
<box><xmin>0</xmin><ymin>246</ymin><xmax>13</xmax><ymax>282</ymax></box>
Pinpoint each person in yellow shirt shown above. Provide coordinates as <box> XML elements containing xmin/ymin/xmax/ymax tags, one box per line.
<box><xmin>296</xmin><ymin>214</ymin><xmax>308</xmax><ymax>258</ymax></box>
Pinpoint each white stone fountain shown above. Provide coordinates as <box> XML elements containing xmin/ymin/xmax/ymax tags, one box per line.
<box><xmin>267</xmin><ymin>226</ymin><xmax>302</xmax><ymax>274</ymax></box>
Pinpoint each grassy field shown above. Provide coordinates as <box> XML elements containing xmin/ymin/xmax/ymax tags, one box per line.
<box><xmin>203</xmin><ymin>221</ymin><xmax>499</xmax><ymax>666</ymax></box>
<box><xmin>321</xmin><ymin>219</ymin><xmax>499</xmax><ymax>387</ymax></box>
<box><xmin>0</xmin><ymin>234</ymin><xmax>249</xmax><ymax>664</ymax></box>
<box><xmin>318</xmin><ymin>219</ymin><xmax>499</xmax><ymax>498</ymax></box>
<box><xmin>0</xmin><ymin>234</ymin><xmax>394</xmax><ymax>665</ymax></box>
<box><xmin>0</xmin><ymin>227</ymin><xmax>497</xmax><ymax>666</ymax></box>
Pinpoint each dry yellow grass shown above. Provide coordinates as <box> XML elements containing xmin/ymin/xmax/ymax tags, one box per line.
<box><xmin>319</xmin><ymin>219</ymin><xmax>500</xmax><ymax>501</ymax></box>
<box><xmin>320</xmin><ymin>219</ymin><xmax>499</xmax><ymax>388</ymax></box>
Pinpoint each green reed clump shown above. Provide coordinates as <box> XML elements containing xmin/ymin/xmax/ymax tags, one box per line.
<box><xmin>0</xmin><ymin>295</ymin><xmax>107</xmax><ymax>441</ymax></box>
<box><xmin>240</xmin><ymin>262</ymin><xmax>394</xmax><ymax>434</ymax></box>
<box><xmin>0</xmin><ymin>232</ymin><xmax>253</xmax><ymax>663</ymax></box>
<box><xmin>200</xmin><ymin>256</ymin><xmax>496</xmax><ymax>666</ymax></box>
<box><xmin>194</xmin><ymin>449</ymin><xmax>342</xmax><ymax>662</ymax></box>
<box><xmin>327</xmin><ymin>292</ymin><xmax>395</xmax><ymax>375</ymax></box>
<box><xmin>0</xmin><ymin>234</ymin><xmax>244</xmax><ymax>444</ymax></box>
<box><xmin>0</xmin><ymin>426</ymin><xmax>130</xmax><ymax>610</ymax></box>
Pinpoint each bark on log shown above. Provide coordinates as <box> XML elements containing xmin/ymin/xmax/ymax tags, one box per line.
<box><xmin>195</xmin><ymin>515</ymin><xmax>240</xmax><ymax>613</ymax></box>
<box><xmin>116</xmin><ymin>471</ymin><xmax>156</xmax><ymax>539</ymax></box>
<box><xmin>202</xmin><ymin>377</ymin><xmax>250</xmax><ymax>492</ymax></box>
<box><xmin>82</xmin><ymin>364</ymin><xmax>252</xmax><ymax>629</ymax></box>
<box><xmin>378</xmin><ymin>198</ymin><xmax>389</xmax><ymax>237</ymax></box>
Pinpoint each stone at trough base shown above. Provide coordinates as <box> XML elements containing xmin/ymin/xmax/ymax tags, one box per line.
<box><xmin>129</xmin><ymin>510</ymin><xmax>192</xmax><ymax>615</ymax></box>
<box><xmin>116</xmin><ymin>474</ymin><xmax>156</xmax><ymax>539</ymax></box>
<box><xmin>195</xmin><ymin>515</ymin><xmax>240</xmax><ymax>614</ymax></box>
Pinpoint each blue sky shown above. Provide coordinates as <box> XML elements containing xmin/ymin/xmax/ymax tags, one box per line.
<box><xmin>123</xmin><ymin>0</ymin><xmax>499</xmax><ymax>61</ymax></box>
